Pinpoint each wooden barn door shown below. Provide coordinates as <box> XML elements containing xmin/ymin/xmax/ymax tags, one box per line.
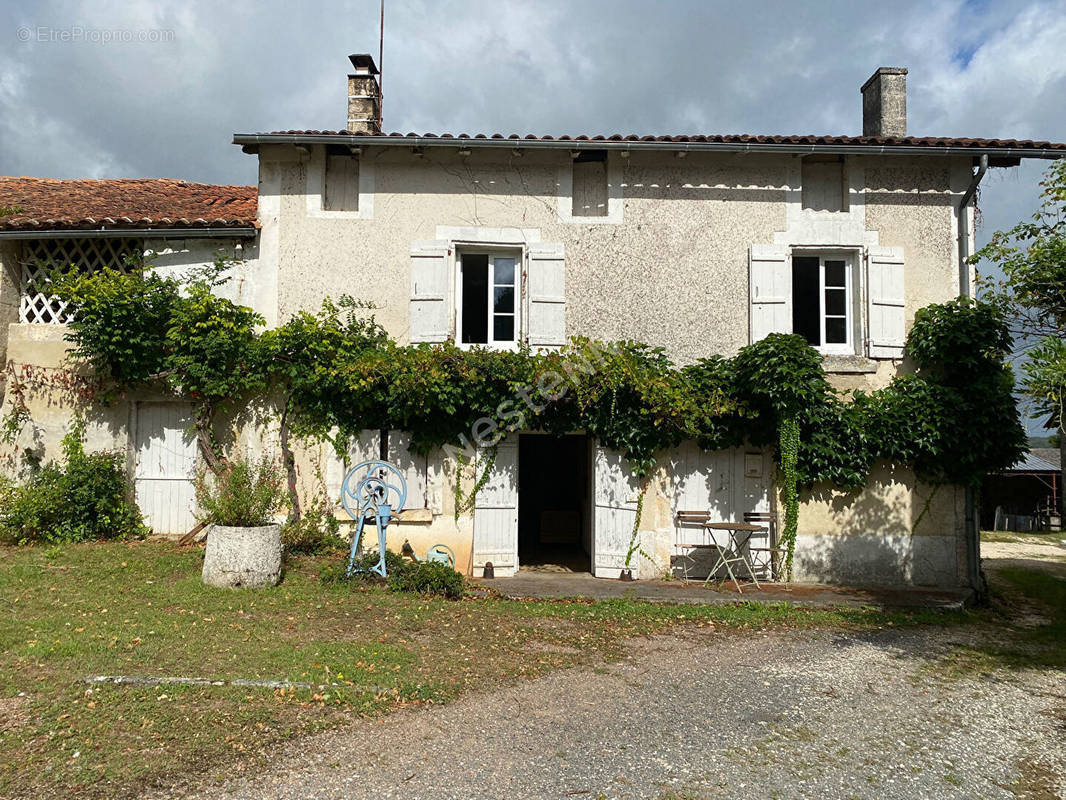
<box><xmin>472</xmin><ymin>437</ymin><xmax>519</xmax><ymax>576</ymax></box>
<box><xmin>592</xmin><ymin>445</ymin><xmax>640</xmax><ymax>578</ymax></box>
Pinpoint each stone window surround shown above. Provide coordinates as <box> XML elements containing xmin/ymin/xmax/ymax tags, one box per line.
<box><xmin>775</xmin><ymin>158</ymin><xmax>879</xmax><ymax>365</ymax></box>
<box><xmin>437</xmin><ymin>226</ymin><xmax>541</xmax><ymax>352</ymax></box>
<box><xmin>304</xmin><ymin>145</ymin><xmax>375</xmax><ymax>220</ymax></box>
<box><xmin>556</xmin><ymin>156</ymin><xmax>624</xmax><ymax>225</ymax></box>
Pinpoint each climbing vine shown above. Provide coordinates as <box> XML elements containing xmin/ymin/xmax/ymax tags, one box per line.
<box><xmin>623</xmin><ymin>481</ymin><xmax>650</xmax><ymax>573</ymax></box>
<box><xmin>452</xmin><ymin>446</ymin><xmax>497</xmax><ymax>521</ymax></box>
<box><xmin>27</xmin><ymin>263</ymin><xmax>1025</xmax><ymax>563</ymax></box>
<box><xmin>44</xmin><ymin>258</ymin><xmax>266</xmax><ymax>473</ymax></box>
<box><xmin>778</xmin><ymin>416</ymin><xmax>800</xmax><ymax>580</ymax></box>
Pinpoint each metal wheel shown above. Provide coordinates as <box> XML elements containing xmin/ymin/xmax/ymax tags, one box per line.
<box><xmin>341</xmin><ymin>460</ymin><xmax>408</xmax><ymax>520</ymax></box>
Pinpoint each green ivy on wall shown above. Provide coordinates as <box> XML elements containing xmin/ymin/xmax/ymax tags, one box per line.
<box><xmin>29</xmin><ymin>267</ymin><xmax>1026</xmax><ymax>562</ymax></box>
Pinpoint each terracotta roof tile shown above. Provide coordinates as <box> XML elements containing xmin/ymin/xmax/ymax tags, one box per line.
<box><xmin>0</xmin><ymin>177</ymin><xmax>258</xmax><ymax>232</ymax></box>
<box><xmin>255</xmin><ymin>130</ymin><xmax>1066</xmax><ymax>152</ymax></box>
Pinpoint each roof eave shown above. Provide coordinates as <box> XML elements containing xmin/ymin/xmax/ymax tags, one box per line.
<box><xmin>232</xmin><ymin>133</ymin><xmax>1064</xmax><ymax>160</ymax></box>
<box><xmin>0</xmin><ymin>226</ymin><xmax>258</xmax><ymax>240</ymax></box>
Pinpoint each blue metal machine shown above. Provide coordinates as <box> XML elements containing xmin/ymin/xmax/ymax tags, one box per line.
<box><xmin>341</xmin><ymin>460</ymin><xmax>407</xmax><ymax>578</ymax></box>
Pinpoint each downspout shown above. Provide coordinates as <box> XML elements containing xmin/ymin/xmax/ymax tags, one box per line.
<box><xmin>957</xmin><ymin>154</ymin><xmax>988</xmax><ymax>298</ymax></box>
<box><xmin>957</xmin><ymin>154</ymin><xmax>988</xmax><ymax>597</ymax></box>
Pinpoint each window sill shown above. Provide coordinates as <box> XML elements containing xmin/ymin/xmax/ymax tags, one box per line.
<box><xmin>334</xmin><ymin>508</ymin><xmax>433</xmax><ymax>524</ymax></box>
<box><xmin>455</xmin><ymin>341</ymin><xmax>520</xmax><ymax>352</ymax></box>
<box><xmin>821</xmin><ymin>355</ymin><xmax>880</xmax><ymax>374</ymax></box>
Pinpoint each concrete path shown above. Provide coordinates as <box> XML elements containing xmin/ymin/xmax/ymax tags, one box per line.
<box><xmin>476</xmin><ymin>571</ymin><xmax>971</xmax><ymax>610</ymax></box>
<box><xmin>155</xmin><ymin>624</ymin><xmax>1065</xmax><ymax>800</ymax></box>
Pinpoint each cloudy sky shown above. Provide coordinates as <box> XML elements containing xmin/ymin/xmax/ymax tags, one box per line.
<box><xmin>2</xmin><ymin>0</ymin><xmax>1064</xmax><ymax>428</ymax></box>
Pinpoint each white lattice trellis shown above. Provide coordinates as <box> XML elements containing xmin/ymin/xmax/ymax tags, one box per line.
<box><xmin>19</xmin><ymin>238</ymin><xmax>140</xmax><ymax>324</ymax></box>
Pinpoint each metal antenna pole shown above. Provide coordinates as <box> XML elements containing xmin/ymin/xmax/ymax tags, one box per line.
<box><xmin>378</xmin><ymin>0</ymin><xmax>385</xmax><ymax>130</ymax></box>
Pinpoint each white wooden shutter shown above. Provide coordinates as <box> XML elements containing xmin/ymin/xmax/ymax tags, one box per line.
<box><xmin>323</xmin><ymin>155</ymin><xmax>360</xmax><ymax>212</ymax></box>
<box><xmin>525</xmin><ymin>242</ymin><xmax>566</xmax><ymax>349</ymax></box>
<box><xmin>472</xmin><ymin>437</ymin><xmax>519</xmax><ymax>576</ymax></box>
<box><xmin>409</xmin><ymin>240</ymin><xmax>451</xmax><ymax>343</ymax></box>
<box><xmin>867</xmin><ymin>246</ymin><xmax>906</xmax><ymax>358</ymax></box>
<box><xmin>325</xmin><ymin>429</ymin><xmax>381</xmax><ymax>504</ymax></box>
<box><xmin>592</xmin><ymin>446</ymin><xmax>641</xmax><ymax>579</ymax></box>
<box><xmin>749</xmin><ymin>244</ymin><xmax>791</xmax><ymax>343</ymax></box>
<box><xmin>387</xmin><ymin>430</ymin><xmax>428</xmax><ymax>510</ymax></box>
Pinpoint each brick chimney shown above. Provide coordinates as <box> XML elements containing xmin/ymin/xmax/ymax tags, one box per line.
<box><xmin>861</xmin><ymin>67</ymin><xmax>908</xmax><ymax>138</ymax></box>
<box><xmin>347</xmin><ymin>54</ymin><xmax>381</xmax><ymax>133</ymax></box>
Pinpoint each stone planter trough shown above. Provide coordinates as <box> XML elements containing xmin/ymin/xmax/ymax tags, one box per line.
<box><xmin>202</xmin><ymin>524</ymin><xmax>282</xmax><ymax>589</ymax></box>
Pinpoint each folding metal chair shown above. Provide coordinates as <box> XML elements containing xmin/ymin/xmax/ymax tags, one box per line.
<box><xmin>743</xmin><ymin>511</ymin><xmax>785</xmax><ymax>582</ymax></box>
<box><xmin>674</xmin><ymin>511</ymin><xmax>711</xmax><ymax>581</ymax></box>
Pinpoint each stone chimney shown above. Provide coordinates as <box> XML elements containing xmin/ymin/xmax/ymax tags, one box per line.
<box><xmin>861</xmin><ymin>67</ymin><xmax>908</xmax><ymax>137</ymax></box>
<box><xmin>347</xmin><ymin>53</ymin><xmax>381</xmax><ymax>133</ymax></box>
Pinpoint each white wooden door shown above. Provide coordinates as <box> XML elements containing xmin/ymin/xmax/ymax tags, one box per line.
<box><xmin>670</xmin><ymin>445</ymin><xmax>773</xmax><ymax>575</ymax></box>
<box><xmin>672</xmin><ymin>443</ymin><xmax>734</xmax><ymax>549</ymax></box>
<box><xmin>472</xmin><ymin>437</ymin><xmax>519</xmax><ymax>576</ymax></box>
<box><xmin>735</xmin><ymin>449</ymin><xmax>773</xmax><ymax>518</ymax></box>
<box><xmin>592</xmin><ymin>446</ymin><xmax>640</xmax><ymax>578</ymax></box>
<box><xmin>672</xmin><ymin>443</ymin><xmax>733</xmax><ymax>521</ymax></box>
<box><xmin>134</xmin><ymin>403</ymin><xmax>197</xmax><ymax>535</ymax></box>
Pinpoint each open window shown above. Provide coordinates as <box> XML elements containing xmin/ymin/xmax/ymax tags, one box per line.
<box><xmin>458</xmin><ymin>250</ymin><xmax>520</xmax><ymax>348</ymax></box>
<box><xmin>792</xmin><ymin>254</ymin><xmax>854</xmax><ymax>354</ymax></box>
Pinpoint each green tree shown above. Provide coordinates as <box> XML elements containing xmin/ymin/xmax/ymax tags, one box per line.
<box><xmin>261</xmin><ymin>297</ymin><xmax>388</xmax><ymax>518</ymax></box>
<box><xmin>53</xmin><ymin>257</ymin><xmax>267</xmax><ymax>473</ymax></box>
<box><xmin>975</xmin><ymin>160</ymin><xmax>1066</xmax><ymax>506</ymax></box>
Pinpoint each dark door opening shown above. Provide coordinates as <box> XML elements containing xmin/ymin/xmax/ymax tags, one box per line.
<box><xmin>518</xmin><ymin>434</ymin><xmax>590</xmax><ymax>572</ymax></box>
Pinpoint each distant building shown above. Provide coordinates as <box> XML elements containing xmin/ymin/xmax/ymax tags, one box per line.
<box><xmin>982</xmin><ymin>449</ymin><xmax>1062</xmax><ymax>532</ymax></box>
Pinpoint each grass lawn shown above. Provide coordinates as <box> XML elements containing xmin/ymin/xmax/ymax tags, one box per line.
<box><xmin>0</xmin><ymin>540</ymin><xmax>972</xmax><ymax>799</ymax></box>
<box><xmin>955</xmin><ymin>560</ymin><xmax>1066</xmax><ymax>673</ymax></box>
<box><xmin>981</xmin><ymin>529</ymin><xmax>1066</xmax><ymax>545</ymax></box>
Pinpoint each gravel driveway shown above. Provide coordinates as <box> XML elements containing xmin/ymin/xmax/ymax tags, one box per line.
<box><xmin>157</xmin><ymin>623</ymin><xmax>1066</xmax><ymax>800</ymax></box>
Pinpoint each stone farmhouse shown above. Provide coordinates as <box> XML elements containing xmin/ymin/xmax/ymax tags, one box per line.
<box><xmin>1</xmin><ymin>57</ymin><xmax>1063</xmax><ymax>589</ymax></box>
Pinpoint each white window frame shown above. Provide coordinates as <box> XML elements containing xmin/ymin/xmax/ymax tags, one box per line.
<box><xmin>793</xmin><ymin>251</ymin><xmax>857</xmax><ymax>356</ymax></box>
<box><xmin>455</xmin><ymin>248</ymin><xmax>522</xmax><ymax>350</ymax></box>
<box><xmin>819</xmin><ymin>255</ymin><xmax>853</xmax><ymax>355</ymax></box>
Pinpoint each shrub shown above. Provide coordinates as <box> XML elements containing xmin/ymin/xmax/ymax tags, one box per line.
<box><xmin>387</xmin><ymin>560</ymin><xmax>465</xmax><ymax>600</ymax></box>
<box><xmin>319</xmin><ymin>549</ymin><xmax>404</xmax><ymax>584</ymax></box>
<box><xmin>281</xmin><ymin>504</ymin><xmax>346</xmax><ymax>555</ymax></box>
<box><xmin>193</xmin><ymin>452</ymin><xmax>286</xmax><ymax>527</ymax></box>
<box><xmin>0</xmin><ymin>422</ymin><xmax>147</xmax><ymax>545</ymax></box>
<box><xmin>321</xmin><ymin>549</ymin><xmax>465</xmax><ymax>599</ymax></box>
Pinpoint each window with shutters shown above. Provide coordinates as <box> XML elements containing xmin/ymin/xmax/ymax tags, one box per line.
<box><xmin>572</xmin><ymin>150</ymin><xmax>608</xmax><ymax>217</ymax></box>
<box><xmin>457</xmin><ymin>249</ymin><xmax>520</xmax><ymax>348</ymax></box>
<box><xmin>323</xmin><ymin>152</ymin><xmax>360</xmax><ymax>212</ymax></box>
<box><xmin>801</xmin><ymin>155</ymin><xmax>847</xmax><ymax>213</ymax></box>
<box><xmin>19</xmin><ymin>237</ymin><xmax>140</xmax><ymax>324</ymax></box>
<box><xmin>791</xmin><ymin>253</ymin><xmax>855</xmax><ymax>354</ymax></box>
